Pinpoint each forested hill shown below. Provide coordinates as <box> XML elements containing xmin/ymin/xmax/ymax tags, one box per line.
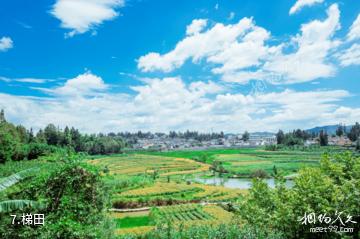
<box><xmin>306</xmin><ymin>124</ymin><xmax>353</xmax><ymax>135</ymax></box>
<box><xmin>0</xmin><ymin>109</ymin><xmax>126</xmax><ymax>163</ymax></box>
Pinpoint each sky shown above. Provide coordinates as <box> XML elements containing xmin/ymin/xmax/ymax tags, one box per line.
<box><xmin>0</xmin><ymin>0</ymin><xmax>359</xmax><ymax>134</ymax></box>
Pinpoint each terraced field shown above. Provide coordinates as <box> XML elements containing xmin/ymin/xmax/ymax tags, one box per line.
<box><xmin>112</xmin><ymin>181</ymin><xmax>245</xmax><ymax>209</ymax></box>
<box><xmin>140</xmin><ymin>147</ymin><xmax>337</xmax><ymax>176</ymax></box>
<box><xmin>90</xmin><ymin>154</ymin><xmax>209</xmax><ymax>177</ymax></box>
<box><xmin>89</xmin><ymin>147</ymin><xmax>344</xmax><ymax>236</ymax></box>
<box><xmin>114</xmin><ymin>204</ymin><xmax>234</xmax><ymax>235</ymax></box>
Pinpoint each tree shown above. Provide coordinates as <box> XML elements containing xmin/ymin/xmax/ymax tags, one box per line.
<box><xmin>0</xmin><ymin>109</ymin><xmax>5</xmax><ymax>123</ymax></box>
<box><xmin>319</xmin><ymin>130</ymin><xmax>328</xmax><ymax>146</ymax></box>
<box><xmin>28</xmin><ymin>128</ymin><xmax>35</xmax><ymax>143</ymax></box>
<box><xmin>276</xmin><ymin>130</ymin><xmax>285</xmax><ymax>144</ymax></box>
<box><xmin>36</xmin><ymin>129</ymin><xmax>47</xmax><ymax>143</ymax></box>
<box><xmin>238</xmin><ymin>152</ymin><xmax>360</xmax><ymax>238</ymax></box>
<box><xmin>283</xmin><ymin>134</ymin><xmax>303</xmax><ymax>146</ymax></box>
<box><xmin>44</xmin><ymin>124</ymin><xmax>59</xmax><ymax>145</ymax></box>
<box><xmin>242</xmin><ymin>131</ymin><xmax>250</xmax><ymax>142</ymax></box>
<box><xmin>0</xmin><ymin>121</ymin><xmax>21</xmax><ymax>163</ymax></box>
<box><xmin>336</xmin><ymin>125</ymin><xmax>344</xmax><ymax>137</ymax></box>
<box><xmin>348</xmin><ymin>122</ymin><xmax>360</xmax><ymax>142</ymax></box>
<box><xmin>210</xmin><ymin>161</ymin><xmax>220</xmax><ymax>175</ymax></box>
<box><xmin>60</xmin><ymin>126</ymin><xmax>72</xmax><ymax>147</ymax></box>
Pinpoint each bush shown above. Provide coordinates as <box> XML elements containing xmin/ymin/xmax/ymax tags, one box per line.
<box><xmin>238</xmin><ymin>152</ymin><xmax>360</xmax><ymax>239</ymax></box>
<box><xmin>0</xmin><ymin>161</ymin><xmax>115</xmax><ymax>239</ymax></box>
<box><xmin>11</xmin><ymin>144</ymin><xmax>29</xmax><ymax>161</ymax></box>
<box><xmin>265</xmin><ymin>144</ymin><xmax>278</xmax><ymax>151</ymax></box>
<box><xmin>250</xmin><ymin>169</ymin><xmax>269</xmax><ymax>178</ymax></box>
<box><xmin>28</xmin><ymin>143</ymin><xmax>57</xmax><ymax>160</ymax></box>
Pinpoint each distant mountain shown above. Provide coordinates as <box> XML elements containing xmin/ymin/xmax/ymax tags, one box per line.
<box><xmin>306</xmin><ymin>124</ymin><xmax>353</xmax><ymax>135</ymax></box>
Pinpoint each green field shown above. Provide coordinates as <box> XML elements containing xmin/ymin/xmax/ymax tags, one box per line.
<box><xmin>1</xmin><ymin>145</ymin><xmax>357</xmax><ymax>238</ymax></box>
<box><xmin>115</xmin><ymin>215</ymin><xmax>151</xmax><ymax>228</ymax></box>
<box><xmin>88</xmin><ymin>146</ymin><xmax>351</xmax><ymax>236</ymax></box>
<box><xmin>135</xmin><ymin>146</ymin><xmax>346</xmax><ymax>176</ymax></box>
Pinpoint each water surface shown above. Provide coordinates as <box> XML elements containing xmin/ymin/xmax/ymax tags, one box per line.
<box><xmin>195</xmin><ymin>177</ymin><xmax>294</xmax><ymax>189</ymax></box>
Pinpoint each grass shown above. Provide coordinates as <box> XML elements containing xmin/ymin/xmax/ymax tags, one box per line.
<box><xmin>115</xmin><ymin>216</ymin><xmax>151</xmax><ymax>229</ymax></box>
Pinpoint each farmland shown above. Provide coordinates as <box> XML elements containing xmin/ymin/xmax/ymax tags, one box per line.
<box><xmin>87</xmin><ymin>146</ymin><xmax>350</xmax><ymax>236</ymax></box>
<box><xmin>139</xmin><ymin>146</ymin><xmax>346</xmax><ymax>176</ymax></box>
<box><xmin>113</xmin><ymin>204</ymin><xmax>234</xmax><ymax>236</ymax></box>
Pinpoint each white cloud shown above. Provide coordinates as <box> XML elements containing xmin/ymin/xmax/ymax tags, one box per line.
<box><xmin>289</xmin><ymin>0</ymin><xmax>324</xmax><ymax>15</ymax></box>
<box><xmin>0</xmin><ymin>76</ymin><xmax>50</xmax><ymax>84</ymax></box>
<box><xmin>186</xmin><ymin>19</ymin><xmax>208</xmax><ymax>36</ymax></box>
<box><xmin>138</xmin><ymin>17</ymin><xmax>257</xmax><ymax>72</ymax></box>
<box><xmin>0</xmin><ymin>74</ymin><xmax>358</xmax><ymax>133</ymax></box>
<box><xmin>50</xmin><ymin>0</ymin><xmax>125</xmax><ymax>37</ymax></box>
<box><xmin>264</xmin><ymin>4</ymin><xmax>340</xmax><ymax>84</ymax></box>
<box><xmin>347</xmin><ymin>14</ymin><xmax>360</xmax><ymax>42</ymax></box>
<box><xmin>138</xmin><ymin>4</ymin><xmax>341</xmax><ymax>85</ymax></box>
<box><xmin>228</xmin><ymin>12</ymin><xmax>235</xmax><ymax>20</ymax></box>
<box><xmin>0</xmin><ymin>37</ymin><xmax>13</xmax><ymax>52</ymax></box>
<box><xmin>337</xmin><ymin>43</ymin><xmax>360</xmax><ymax>66</ymax></box>
<box><xmin>51</xmin><ymin>72</ymin><xmax>108</xmax><ymax>96</ymax></box>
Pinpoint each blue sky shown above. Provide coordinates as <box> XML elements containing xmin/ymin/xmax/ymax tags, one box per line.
<box><xmin>0</xmin><ymin>0</ymin><xmax>359</xmax><ymax>133</ymax></box>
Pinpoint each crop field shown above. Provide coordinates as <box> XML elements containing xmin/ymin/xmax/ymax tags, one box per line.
<box><xmin>92</xmin><ymin>147</ymin><xmax>348</xmax><ymax>236</ymax></box>
<box><xmin>138</xmin><ymin>147</ymin><xmax>345</xmax><ymax>176</ymax></box>
<box><xmin>114</xmin><ymin>204</ymin><xmax>234</xmax><ymax>235</ymax></box>
<box><xmin>90</xmin><ymin>154</ymin><xmax>209</xmax><ymax>177</ymax></box>
<box><xmin>112</xmin><ymin>181</ymin><xmax>245</xmax><ymax>209</ymax></box>
<box><xmin>151</xmin><ymin>204</ymin><xmax>234</xmax><ymax>228</ymax></box>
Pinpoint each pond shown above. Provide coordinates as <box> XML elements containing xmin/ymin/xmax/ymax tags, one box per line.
<box><xmin>195</xmin><ymin>177</ymin><xmax>294</xmax><ymax>189</ymax></box>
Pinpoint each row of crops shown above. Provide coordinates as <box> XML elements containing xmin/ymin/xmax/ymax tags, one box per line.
<box><xmin>151</xmin><ymin>204</ymin><xmax>213</xmax><ymax>223</ymax></box>
<box><xmin>114</xmin><ymin>182</ymin><xmax>245</xmax><ymax>206</ymax></box>
<box><xmin>120</xmin><ymin>182</ymin><xmax>201</xmax><ymax>198</ymax></box>
<box><xmin>91</xmin><ymin>154</ymin><xmax>208</xmax><ymax>176</ymax></box>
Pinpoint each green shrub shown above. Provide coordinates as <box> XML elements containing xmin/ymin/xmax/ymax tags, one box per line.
<box><xmin>0</xmin><ymin>161</ymin><xmax>115</xmax><ymax>239</ymax></box>
<box><xmin>250</xmin><ymin>169</ymin><xmax>269</xmax><ymax>178</ymax></box>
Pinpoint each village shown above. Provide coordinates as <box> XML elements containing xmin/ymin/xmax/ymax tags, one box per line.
<box><xmin>132</xmin><ymin>132</ymin><xmax>354</xmax><ymax>151</ymax></box>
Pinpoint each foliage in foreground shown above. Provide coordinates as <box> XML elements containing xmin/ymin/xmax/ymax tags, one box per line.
<box><xmin>0</xmin><ymin>167</ymin><xmax>43</xmax><ymax>213</ymax></box>
<box><xmin>118</xmin><ymin>223</ymin><xmax>284</xmax><ymax>239</ymax></box>
<box><xmin>238</xmin><ymin>152</ymin><xmax>360</xmax><ymax>239</ymax></box>
<box><xmin>0</xmin><ymin>159</ymin><xmax>115</xmax><ymax>239</ymax></box>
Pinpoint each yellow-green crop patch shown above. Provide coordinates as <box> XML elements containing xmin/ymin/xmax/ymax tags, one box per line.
<box><xmin>90</xmin><ymin>154</ymin><xmax>209</xmax><ymax>177</ymax></box>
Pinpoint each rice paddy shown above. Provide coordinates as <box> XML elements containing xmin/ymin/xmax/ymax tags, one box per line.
<box><xmin>89</xmin><ymin>147</ymin><xmax>342</xmax><ymax>236</ymax></box>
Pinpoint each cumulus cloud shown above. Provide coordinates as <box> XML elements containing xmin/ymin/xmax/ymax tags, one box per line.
<box><xmin>138</xmin><ymin>4</ymin><xmax>341</xmax><ymax>85</ymax></box>
<box><xmin>0</xmin><ymin>37</ymin><xmax>13</xmax><ymax>52</ymax></box>
<box><xmin>50</xmin><ymin>0</ymin><xmax>125</xmax><ymax>37</ymax></box>
<box><xmin>186</xmin><ymin>19</ymin><xmax>208</xmax><ymax>36</ymax></box>
<box><xmin>263</xmin><ymin>4</ymin><xmax>340</xmax><ymax>84</ymax></box>
<box><xmin>337</xmin><ymin>43</ymin><xmax>360</xmax><ymax>66</ymax></box>
<box><xmin>35</xmin><ymin>72</ymin><xmax>108</xmax><ymax>96</ymax></box>
<box><xmin>289</xmin><ymin>0</ymin><xmax>324</xmax><ymax>15</ymax></box>
<box><xmin>0</xmin><ymin>74</ymin><xmax>359</xmax><ymax>133</ymax></box>
<box><xmin>138</xmin><ymin>17</ymin><xmax>258</xmax><ymax>72</ymax></box>
<box><xmin>347</xmin><ymin>14</ymin><xmax>360</xmax><ymax>42</ymax></box>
